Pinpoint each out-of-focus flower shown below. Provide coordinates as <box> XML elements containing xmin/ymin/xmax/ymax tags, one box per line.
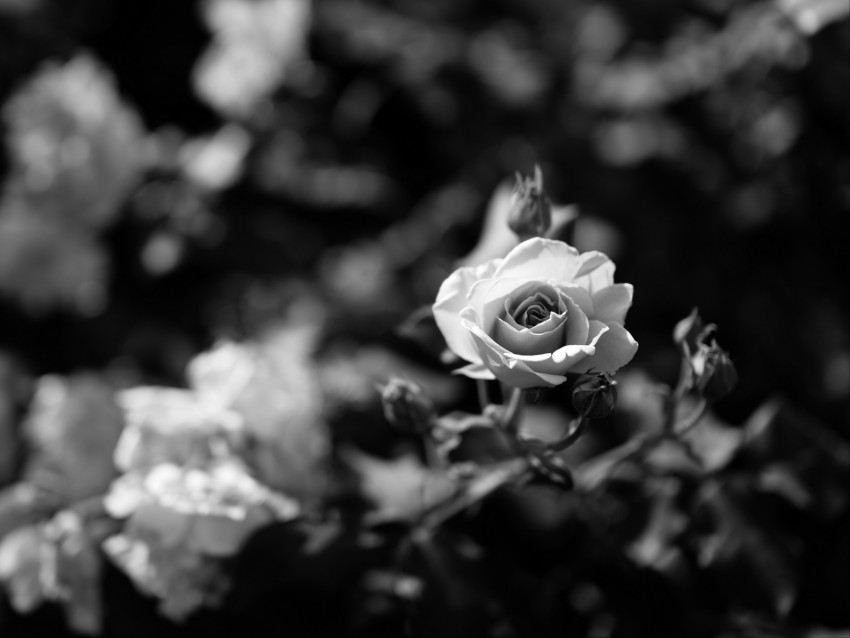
<box><xmin>188</xmin><ymin>324</ymin><xmax>328</xmax><ymax>501</ymax></box>
<box><xmin>433</xmin><ymin>238</ymin><xmax>638</xmax><ymax>389</ymax></box>
<box><xmin>1</xmin><ymin>55</ymin><xmax>144</xmax><ymax>229</ymax></box>
<box><xmin>0</xmin><ymin>210</ymin><xmax>108</xmax><ymax>314</ymax></box>
<box><xmin>114</xmin><ymin>387</ymin><xmax>245</xmax><ymax>473</ymax></box>
<box><xmin>0</xmin><ymin>54</ymin><xmax>144</xmax><ymax>313</ymax></box>
<box><xmin>103</xmin><ymin>460</ymin><xmax>298</xmax><ymax>620</ymax></box>
<box><xmin>23</xmin><ymin>374</ymin><xmax>123</xmax><ymax>503</ymax></box>
<box><xmin>572</xmin><ymin>372</ymin><xmax>618</xmax><ymax>419</ymax></box>
<box><xmin>103</xmin><ymin>533</ymin><xmax>225</xmax><ymax>622</ymax></box>
<box><xmin>467</xmin><ymin>26</ymin><xmax>550</xmax><ymax>108</ymax></box>
<box><xmin>194</xmin><ymin>0</ymin><xmax>311</xmax><ymax>118</ymax></box>
<box><xmin>0</xmin><ymin>523</ymin><xmax>44</xmax><ymax>613</ymax></box>
<box><xmin>41</xmin><ymin>510</ymin><xmax>106</xmax><ymax>635</ymax></box>
<box><xmin>179</xmin><ymin>124</ymin><xmax>251</xmax><ymax>192</ymax></box>
<box><xmin>0</xmin><ymin>510</ymin><xmax>108</xmax><ymax>634</ymax></box>
<box><xmin>105</xmin><ymin>461</ymin><xmax>299</xmax><ymax>554</ymax></box>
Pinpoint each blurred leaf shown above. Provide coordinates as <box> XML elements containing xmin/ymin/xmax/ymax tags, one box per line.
<box><xmin>777</xmin><ymin>0</ymin><xmax>850</xmax><ymax>35</ymax></box>
<box><xmin>626</xmin><ymin>478</ymin><xmax>687</xmax><ymax>570</ymax></box>
<box><xmin>398</xmin><ymin>529</ymin><xmax>509</xmax><ymax>638</ymax></box>
<box><xmin>344</xmin><ymin>450</ymin><xmax>456</xmax><ymax>524</ymax></box>
<box><xmin>695</xmin><ymin>480</ymin><xmax>798</xmax><ymax>617</ymax></box>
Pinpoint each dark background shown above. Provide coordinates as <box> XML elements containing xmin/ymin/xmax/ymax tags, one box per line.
<box><xmin>0</xmin><ymin>0</ymin><xmax>848</xmax><ymax>636</ymax></box>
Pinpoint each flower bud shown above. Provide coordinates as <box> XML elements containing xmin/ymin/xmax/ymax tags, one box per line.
<box><xmin>571</xmin><ymin>372</ymin><xmax>618</xmax><ymax>419</ymax></box>
<box><xmin>507</xmin><ymin>165</ymin><xmax>552</xmax><ymax>240</ymax></box>
<box><xmin>381</xmin><ymin>379</ymin><xmax>436</xmax><ymax>434</ymax></box>
<box><xmin>692</xmin><ymin>342</ymin><xmax>737</xmax><ymax>401</ymax></box>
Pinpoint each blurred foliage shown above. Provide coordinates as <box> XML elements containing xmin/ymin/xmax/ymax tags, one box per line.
<box><xmin>0</xmin><ymin>0</ymin><xmax>848</xmax><ymax>636</ymax></box>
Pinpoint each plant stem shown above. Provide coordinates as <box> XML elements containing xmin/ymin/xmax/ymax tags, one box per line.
<box><xmin>502</xmin><ymin>386</ymin><xmax>524</xmax><ymax>434</ymax></box>
<box><xmin>664</xmin><ymin>354</ymin><xmax>693</xmax><ymax>433</ymax></box>
<box><xmin>675</xmin><ymin>398</ymin><xmax>708</xmax><ymax>436</ymax></box>
<box><xmin>546</xmin><ymin>416</ymin><xmax>588</xmax><ymax>452</ymax></box>
<box><xmin>419</xmin><ymin>458</ymin><xmax>530</xmax><ymax>530</ymax></box>
<box><xmin>476</xmin><ymin>378</ymin><xmax>490</xmax><ymax>412</ymax></box>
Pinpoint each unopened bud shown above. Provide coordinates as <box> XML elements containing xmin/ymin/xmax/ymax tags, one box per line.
<box><xmin>507</xmin><ymin>165</ymin><xmax>552</xmax><ymax>240</ymax></box>
<box><xmin>692</xmin><ymin>342</ymin><xmax>737</xmax><ymax>401</ymax></box>
<box><xmin>571</xmin><ymin>372</ymin><xmax>618</xmax><ymax>419</ymax></box>
<box><xmin>381</xmin><ymin>379</ymin><xmax>436</xmax><ymax>434</ymax></box>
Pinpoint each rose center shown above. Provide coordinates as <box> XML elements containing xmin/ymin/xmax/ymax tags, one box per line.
<box><xmin>512</xmin><ymin>291</ymin><xmax>562</xmax><ymax>328</ymax></box>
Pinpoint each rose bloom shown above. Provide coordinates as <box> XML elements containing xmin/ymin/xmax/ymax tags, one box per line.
<box><xmin>104</xmin><ymin>460</ymin><xmax>299</xmax><ymax>558</ymax></box>
<box><xmin>187</xmin><ymin>330</ymin><xmax>328</xmax><ymax>502</ymax></box>
<box><xmin>114</xmin><ymin>387</ymin><xmax>245</xmax><ymax>473</ymax></box>
<box><xmin>103</xmin><ymin>460</ymin><xmax>299</xmax><ymax>620</ymax></box>
<box><xmin>433</xmin><ymin>238</ymin><xmax>638</xmax><ymax>389</ymax></box>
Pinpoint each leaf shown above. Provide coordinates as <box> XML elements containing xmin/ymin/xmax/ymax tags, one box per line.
<box><xmin>694</xmin><ymin>480</ymin><xmax>798</xmax><ymax>617</ymax></box>
<box><xmin>398</xmin><ymin>529</ymin><xmax>508</xmax><ymax>638</ymax></box>
<box><xmin>679</xmin><ymin>410</ymin><xmax>744</xmax><ymax>472</ymax></box>
<box><xmin>626</xmin><ymin>478</ymin><xmax>688</xmax><ymax>570</ymax></box>
<box><xmin>777</xmin><ymin>0</ymin><xmax>850</xmax><ymax>35</ymax></box>
<box><xmin>344</xmin><ymin>450</ymin><xmax>457</xmax><ymax>524</ymax></box>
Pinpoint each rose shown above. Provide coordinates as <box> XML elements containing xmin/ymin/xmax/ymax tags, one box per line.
<box><xmin>104</xmin><ymin>461</ymin><xmax>299</xmax><ymax>558</ymax></box>
<box><xmin>113</xmin><ymin>387</ymin><xmax>245</xmax><ymax>473</ymax></box>
<box><xmin>433</xmin><ymin>238</ymin><xmax>638</xmax><ymax>389</ymax></box>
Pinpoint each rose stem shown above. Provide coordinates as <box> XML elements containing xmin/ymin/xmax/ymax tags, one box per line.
<box><xmin>502</xmin><ymin>387</ymin><xmax>525</xmax><ymax>434</ymax></box>
<box><xmin>663</xmin><ymin>353</ymin><xmax>694</xmax><ymax>433</ymax></box>
<box><xmin>546</xmin><ymin>416</ymin><xmax>588</xmax><ymax>452</ymax></box>
<box><xmin>417</xmin><ymin>457</ymin><xmax>530</xmax><ymax>531</ymax></box>
<box><xmin>674</xmin><ymin>398</ymin><xmax>708</xmax><ymax>436</ymax></box>
<box><xmin>476</xmin><ymin>378</ymin><xmax>490</xmax><ymax>411</ymax></box>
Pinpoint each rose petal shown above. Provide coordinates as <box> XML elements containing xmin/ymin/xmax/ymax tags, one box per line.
<box><xmin>494</xmin><ymin>238</ymin><xmax>583</xmax><ymax>282</ymax></box>
<box><xmin>187</xmin><ymin>510</ymin><xmax>269</xmax><ymax>557</ymax></box>
<box><xmin>104</xmin><ymin>473</ymin><xmax>148</xmax><ymax>519</ymax></box>
<box><xmin>591</xmin><ymin>283</ymin><xmax>633</xmax><ymax>325</ymax></box>
<box><xmin>463</xmin><ymin>317</ymin><xmax>596</xmax><ymax>388</ymax></box>
<box><xmin>468</xmin><ymin>276</ymin><xmax>532</xmax><ymax>330</ymax></box>
<box><xmin>574</xmin><ymin>251</ymin><xmax>610</xmax><ymax>278</ymax></box>
<box><xmin>127</xmin><ymin>503</ymin><xmax>191</xmax><ymax>548</ymax></box>
<box><xmin>573</xmin><ymin>252</ymin><xmax>616</xmax><ymax>295</ymax></box>
<box><xmin>573</xmin><ymin>322</ymin><xmax>639</xmax><ymax>375</ymax></box>
<box><xmin>562</xmin><ymin>294</ymin><xmax>590</xmax><ymax>347</ymax></box>
<box><xmin>528</xmin><ymin>305</ymin><xmax>567</xmax><ymax>334</ymax></box>
<box><xmin>555</xmin><ymin>283</ymin><xmax>593</xmax><ymax>315</ymax></box>
<box><xmin>433</xmin><ymin>260</ymin><xmax>500</xmax><ymax>363</ymax></box>
<box><xmin>493</xmin><ymin>311</ymin><xmax>567</xmax><ymax>355</ymax></box>
<box><xmin>452</xmin><ymin>362</ymin><xmax>496</xmax><ymax>380</ymax></box>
